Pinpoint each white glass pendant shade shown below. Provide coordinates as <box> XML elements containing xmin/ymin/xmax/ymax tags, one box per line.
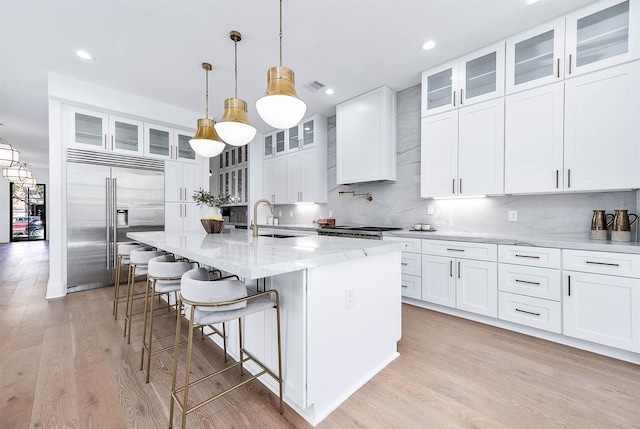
<box><xmin>2</xmin><ymin>162</ymin><xmax>30</xmax><ymax>182</ymax></box>
<box><xmin>189</xmin><ymin>118</ymin><xmax>226</xmax><ymax>158</ymax></box>
<box><xmin>256</xmin><ymin>67</ymin><xmax>307</xmax><ymax>129</ymax></box>
<box><xmin>215</xmin><ymin>98</ymin><xmax>257</xmax><ymax>146</ymax></box>
<box><xmin>0</xmin><ymin>139</ymin><xmax>20</xmax><ymax>167</ymax></box>
<box><xmin>22</xmin><ymin>175</ymin><xmax>37</xmax><ymax>188</ymax></box>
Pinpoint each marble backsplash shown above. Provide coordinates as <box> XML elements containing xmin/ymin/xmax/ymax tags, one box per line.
<box><xmin>272</xmin><ymin>84</ymin><xmax>639</xmax><ymax>241</ymax></box>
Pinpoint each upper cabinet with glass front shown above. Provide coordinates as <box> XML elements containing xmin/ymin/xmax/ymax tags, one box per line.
<box><xmin>506</xmin><ymin>19</ymin><xmax>566</xmax><ymax>93</ymax></box>
<box><xmin>263</xmin><ymin>114</ymin><xmax>327</xmax><ymax>158</ymax></box>
<box><xmin>506</xmin><ymin>0</ymin><xmax>639</xmax><ymax>93</ymax></box>
<box><xmin>421</xmin><ymin>42</ymin><xmax>505</xmax><ymax>117</ymax></box>
<box><xmin>566</xmin><ymin>0</ymin><xmax>638</xmax><ymax>77</ymax></box>
<box><xmin>68</xmin><ymin>106</ymin><xmax>142</xmax><ymax>156</ymax></box>
<box><xmin>144</xmin><ymin>125</ymin><xmax>197</xmax><ymax>163</ymax></box>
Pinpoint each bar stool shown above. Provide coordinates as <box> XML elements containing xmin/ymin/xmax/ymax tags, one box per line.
<box><xmin>113</xmin><ymin>242</ymin><xmax>144</xmax><ymax>320</ymax></box>
<box><xmin>140</xmin><ymin>254</ymin><xmax>193</xmax><ymax>383</ymax></box>
<box><xmin>169</xmin><ymin>268</ymin><xmax>283</xmax><ymax>429</ymax></box>
<box><xmin>124</xmin><ymin>248</ymin><xmax>163</xmax><ymax>343</ymax></box>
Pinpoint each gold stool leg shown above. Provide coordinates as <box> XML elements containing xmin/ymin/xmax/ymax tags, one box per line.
<box><xmin>142</xmin><ymin>279</ymin><xmax>157</xmax><ymax>383</ymax></box>
<box><xmin>113</xmin><ymin>255</ymin><xmax>122</xmax><ymax>318</ymax></box>
<box><xmin>123</xmin><ymin>264</ymin><xmax>134</xmax><ymax>338</ymax></box>
<box><xmin>169</xmin><ymin>299</ymin><xmax>184</xmax><ymax>429</ymax></box>
<box><xmin>140</xmin><ymin>278</ymin><xmax>152</xmax><ymax>372</ymax></box>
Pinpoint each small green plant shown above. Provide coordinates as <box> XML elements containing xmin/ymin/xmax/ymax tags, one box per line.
<box><xmin>192</xmin><ymin>189</ymin><xmax>232</xmax><ymax>207</ymax></box>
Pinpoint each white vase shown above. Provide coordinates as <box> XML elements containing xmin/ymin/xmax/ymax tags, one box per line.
<box><xmin>203</xmin><ymin>206</ymin><xmax>222</xmax><ymax>219</ymax></box>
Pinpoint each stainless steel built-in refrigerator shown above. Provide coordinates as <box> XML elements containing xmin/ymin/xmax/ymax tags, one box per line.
<box><xmin>66</xmin><ymin>151</ymin><xmax>164</xmax><ymax>291</ymax></box>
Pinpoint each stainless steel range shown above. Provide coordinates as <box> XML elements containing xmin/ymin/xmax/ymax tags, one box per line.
<box><xmin>316</xmin><ymin>226</ymin><xmax>402</xmax><ymax>240</ymax></box>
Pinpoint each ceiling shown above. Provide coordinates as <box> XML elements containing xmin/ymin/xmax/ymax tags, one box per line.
<box><xmin>0</xmin><ymin>0</ymin><xmax>595</xmax><ymax>181</ymax></box>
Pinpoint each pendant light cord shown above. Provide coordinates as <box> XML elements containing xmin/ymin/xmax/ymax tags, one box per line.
<box><xmin>204</xmin><ymin>66</ymin><xmax>210</xmax><ymax>119</ymax></box>
<box><xmin>279</xmin><ymin>0</ymin><xmax>283</xmax><ymax>67</ymax></box>
<box><xmin>234</xmin><ymin>39</ymin><xmax>238</xmax><ymax>98</ymax></box>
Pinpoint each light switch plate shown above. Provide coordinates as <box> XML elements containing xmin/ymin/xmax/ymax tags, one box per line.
<box><xmin>427</xmin><ymin>205</ymin><xmax>434</xmax><ymax>215</ymax></box>
<box><xmin>508</xmin><ymin>210</ymin><xmax>518</xmax><ymax>222</ymax></box>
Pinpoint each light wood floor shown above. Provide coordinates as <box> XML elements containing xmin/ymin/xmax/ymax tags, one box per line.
<box><xmin>1</xmin><ymin>241</ymin><xmax>639</xmax><ymax>429</ymax></box>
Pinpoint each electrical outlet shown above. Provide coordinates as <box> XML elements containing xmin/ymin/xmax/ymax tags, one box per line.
<box><xmin>508</xmin><ymin>210</ymin><xmax>518</xmax><ymax>222</ymax></box>
<box><xmin>345</xmin><ymin>288</ymin><xmax>354</xmax><ymax>309</ymax></box>
<box><xmin>329</xmin><ymin>210</ymin><xmax>333</xmax><ymax>218</ymax></box>
<box><xmin>278</xmin><ymin>211</ymin><xmax>282</xmax><ymax>217</ymax></box>
<box><xmin>289</xmin><ymin>210</ymin><xmax>293</xmax><ymax>217</ymax></box>
<box><xmin>427</xmin><ymin>205</ymin><xmax>434</xmax><ymax>215</ymax></box>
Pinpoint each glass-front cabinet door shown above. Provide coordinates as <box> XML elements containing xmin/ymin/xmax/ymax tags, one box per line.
<box><xmin>565</xmin><ymin>0</ymin><xmax>638</xmax><ymax>77</ymax></box>
<box><xmin>175</xmin><ymin>131</ymin><xmax>197</xmax><ymax>162</ymax></box>
<box><xmin>144</xmin><ymin>123</ymin><xmax>172</xmax><ymax>159</ymax></box>
<box><xmin>288</xmin><ymin>124</ymin><xmax>300</xmax><ymax>150</ymax></box>
<box><xmin>302</xmin><ymin>117</ymin><xmax>316</xmax><ymax>148</ymax></box>
<box><xmin>275</xmin><ymin>130</ymin><xmax>286</xmax><ymax>155</ymax></box>
<box><xmin>263</xmin><ymin>133</ymin><xmax>274</xmax><ymax>158</ymax></box>
<box><xmin>109</xmin><ymin>115</ymin><xmax>144</xmax><ymax>155</ymax></box>
<box><xmin>506</xmin><ymin>19</ymin><xmax>565</xmax><ymax>93</ymax></box>
<box><xmin>421</xmin><ymin>42</ymin><xmax>504</xmax><ymax>117</ymax></box>
<box><xmin>68</xmin><ymin>107</ymin><xmax>108</xmax><ymax>149</ymax></box>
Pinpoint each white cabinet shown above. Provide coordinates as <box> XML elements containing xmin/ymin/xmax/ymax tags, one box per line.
<box><xmin>506</xmin><ymin>0</ymin><xmax>639</xmax><ymax>93</ymax></box>
<box><xmin>68</xmin><ymin>107</ymin><xmax>144</xmax><ymax>156</ymax></box>
<box><xmin>384</xmin><ymin>236</ymin><xmax>422</xmax><ymax>300</ymax></box>
<box><xmin>144</xmin><ymin>125</ymin><xmax>197</xmax><ymax>163</ymax></box>
<box><xmin>336</xmin><ymin>86</ymin><xmax>396</xmax><ymax>184</ymax></box>
<box><xmin>286</xmin><ymin>148</ymin><xmax>327</xmax><ymax>203</ymax></box>
<box><xmin>505</xmin><ymin>82</ymin><xmax>565</xmax><ymax>193</ymax></box>
<box><xmin>565</xmin><ymin>0</ymin><xmax>639</xmax><ymax>78</ymax></box>
<box><xmin>165</xmin><ymin>160</ymin><xmax>203</xmax><ymax>233</ymax></box>
<box><xmin>422</xmin><ymin>240</ymin><xmax>498</xmax><ymax>317</ymax></box>
<box><xmin>421</xmin><ymin>42</ymin><xmax>505</xmax><ymax>117</ymax></box>
<box><xmin>563</xmin><ymin>249</ymin><xmax>640</xmax><ymax>352</ymax></box>
<box><xmin>564</xmin><ymin>61</ymin><xmax>640</xmax><ymax>191</ymax></box>
<box><xmin>421</xmin><ymin>98</ymin><xmax>504</xmax><ymax>198</ymax></box>
<box><xmin>498</xmin><ymin>245</ymin><xmax>562</xmax><ymax>333</ymax></box>
<box><xmin>262</xmin><ymin>156</ymin><xmax>287</xmax><ymax>204</ymax></box>
<box><xmin>506</xmin><ymin>61</ymin><xmax>639</xmax><ymax>194</ymax></box>
<box><xmin>262</xmin><ymin>115</ymin><xmax>327</xmax><ymax>204</ymax></box>
<box><xmin>506</xmin><ymin>19</ymin><xmax>566</xmax><ymax>93</ymax></box>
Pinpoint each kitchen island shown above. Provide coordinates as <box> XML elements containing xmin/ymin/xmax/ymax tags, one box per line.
<box><xmin>127</xmin><ymin>229</ymin><xmax>402</xmax><ymax>426</ymax></box>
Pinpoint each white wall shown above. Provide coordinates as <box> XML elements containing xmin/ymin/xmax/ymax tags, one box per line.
<box><xmin>0</xmin><ymin>179</ymin><xmax>8</xmax><ymax>243</ymax></box>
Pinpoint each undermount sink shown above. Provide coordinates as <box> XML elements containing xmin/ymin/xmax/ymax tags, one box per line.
<box><xmin>258</xmin><ymin>233</ymin><xmax>298</xmax><ymax>239</ymax></box>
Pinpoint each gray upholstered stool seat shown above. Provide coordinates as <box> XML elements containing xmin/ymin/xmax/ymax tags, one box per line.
<box><xmin>169</xmin><ymin>267</ymin><xmax>283</xmax><ymax>429</ymax></box>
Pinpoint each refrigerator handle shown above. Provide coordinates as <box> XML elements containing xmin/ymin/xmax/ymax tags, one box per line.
<box><xmin>105</xmin><ymin>177</ymin><xmax>111</xmax><ymax>270</ymax></box>
<box><xmin>112</xmin><ymin>178</ymin><xmax>118</xmax><ymax>270</ymax></box>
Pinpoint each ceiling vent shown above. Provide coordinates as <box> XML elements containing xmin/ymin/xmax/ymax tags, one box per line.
<box><xmin>304</xmin><ymin>80</ymin><xmax>326</xmax><ymax>92</ymax></box>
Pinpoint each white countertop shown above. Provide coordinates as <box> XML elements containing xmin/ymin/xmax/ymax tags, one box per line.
<box><xmin>128</xmin><ymin>229</ymin><xmax>401</xmax><ymax>280</ymax></box>
<box><xmin>385</xmin><ymin>229</ymin><xmax>640</xmax><ymax>254</ymax></box>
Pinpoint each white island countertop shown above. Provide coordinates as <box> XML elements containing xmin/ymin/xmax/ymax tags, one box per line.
<box><xmin>128</xmin><ymin>229</ymin><xmax>402</xmax><ymax>280</ymax></box>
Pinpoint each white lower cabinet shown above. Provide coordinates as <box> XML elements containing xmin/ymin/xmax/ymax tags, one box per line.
<box><xmin>499</xmin><ymin>292</ymin><xmax>562</xmax><ymax>333</ymax></box>
<box><xmin>562</xmin><ymin>249</ymin><xmax>640</xmax><ymax>353</ymax></box>
<box><xmin>422</xmin><ymin>241</ymin><xmax>498</xmax><ymax>317</ymax></box>
<box><xmin>383</xmin><ymin>236</ymin><xmax>422</xmax><ymax>300</ymax></box>
<box><xmin>165</xmin><ymin>202</ymin><xmax>202</xmax><ymax>235</ymax></box>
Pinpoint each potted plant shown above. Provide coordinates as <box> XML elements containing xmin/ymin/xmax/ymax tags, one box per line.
<box><xmin>192</xmin><ymin>189</ymin><xmax>232</xmax><ymax>233</ymax></box>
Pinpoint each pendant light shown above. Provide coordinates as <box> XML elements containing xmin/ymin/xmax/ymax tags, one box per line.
<box><xmin>0</xmin><ymin>138</ymin><xmax>20</xmax><ymax>167</ymax></box>
<box><xmin>215</xmin><ymin>31</ymin><xmax>257</xmax><ymax>146</ymax></box>
<box><xmin>189</xmin><ymin>62</ymin><xmax>226</xmax><ymax>158</ymax></box>
<box><xmin>2</xmin><ymin>162</ymin><xmax>30</xmax><ymax>182</ymax></box>
<box><xmin>255</xmin><ymin>0</ymin><xmax>307</xmax><ymax>129</ymax></box>
<box><xmin>22</xmin><ymin>175</ymin><xmax>37</xmax><ymax>189</ymax></box>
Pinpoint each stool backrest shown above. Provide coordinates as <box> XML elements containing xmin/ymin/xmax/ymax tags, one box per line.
<box><xmin>118</xmin><ymin>242</ymin><xmax>144</xmax><ymax>256</ymax></box>
<box><xmin>181</xmin><ymin>268</ymin><xmax>247</xmax><ymax>312</ymax></box>
<box><xmin>148</xmin><ymin>255</ymin><xmax>192</xmax><ymax>279</ymax></box>
<box><xmin>129</xmin><ymin>249</ymin><xmax>163</xmax><ymax>265</ymax></box>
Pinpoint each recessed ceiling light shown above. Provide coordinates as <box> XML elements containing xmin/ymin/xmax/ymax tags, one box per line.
<box><xmin>525</xmin><ymin>0</ymin><xmax>540</xmax><ymax>4</ymax></box>
<box><xmin>75</xmin><ymin>50</ymin><xmax>94</xmax><ymax>60</ymax></box>
<box><xmin>324</xmin><ymin>88</ymin><xmax>334</xmax><ymax>95</ymax></box>
<box><xmin>421</xmin><ymin>40</ymin><xmax>436</xmax><ymax>51</ymax></box>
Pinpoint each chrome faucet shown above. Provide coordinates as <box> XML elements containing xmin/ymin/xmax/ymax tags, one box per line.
<box><xmin>252</xmin><ymin>199</ymin><xmax>275</xmax><ymax>237</ymax></box>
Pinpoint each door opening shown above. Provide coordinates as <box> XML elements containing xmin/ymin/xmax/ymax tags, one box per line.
<box><xmin>10</xmin><ymin>182</ymin><xmax>46</xmax><ymax>242</ymax></box>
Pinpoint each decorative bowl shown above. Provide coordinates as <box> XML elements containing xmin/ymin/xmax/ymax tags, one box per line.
<box><xmin>201</xmin><ymin>219</ymin><xmax>225</xmax><ymax>234</ymax></box>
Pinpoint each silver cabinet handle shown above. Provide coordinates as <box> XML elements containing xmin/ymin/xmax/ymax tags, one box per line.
<box><xmin>567</xmin><ymin>169</ymin><xmax>571</xmax><ymax>188</ymax></box>
<box><xmin>460</xmin><ymin>88</ymin><xmax>464</xmax><ymax>105</ymax></box>
<box><xmin>516</xmin><ymin>308</ymin><xmax>540</xmax><ymax>316</ymax></box>
<box><xmin>111</xmin><ymin>135</ymin><xmax>114</xmax><ymax>151</ymax></box>
<box><xmin>449</xmin><ymin>260</ymin><xmax>453</xmax><ymax>277</ymax></box>
<box><xmin>586</xmin><ymin>260</ymin><xmax>620</xmax><ymax>267</ymax></box>
<box><xmin>568</xmin><ymin>275</ymin><xmax>571</xmax><ymax>296</ymax></box>
<box><xmin>556</xmin><ymin>170</ymin><xmax>559</xmax><ymax>189</ymax></box>
<box><xmin>515</xmin><ymin>279</ymin><xmax>541</xmax><ymax>286</ymax></box>
<box><xmin>452</xmin><ymin>178</ymin><xmax>455</xmax><ymax>194</ymax></box>
<box><xmin>105</xmin><ymin>177</ymin><xmax>111</xmax><ymax>270</ymax></box>
<box><xmin>401</xmin><ymin>262</ymin><xmax>408</xmax><ymax>266</ymax></box>
<box><xmin>568</xmin><ymin>54</ymin><xmax>572</xmax><ymax>74</ymax></box>
<box><xmin>459</xmin><ymin>178</ymin><xmax>462</xmax><ymax>194</ymax></box>
<box><xmin>556</xmin><ymin>58</ymin><xmax>560</xmax><ymax>78</ymax></box>
<box><xmin>458</xmin><ymin>261</ymin><xmax>461</xmax><ymax>278</ymax></box>
<box><xmin>515</xmin><ymin>254</ymin><xmax>540</xmax><ymax>259</ymax></box>
<box><xmin>447</xmin><ymin>248</ymin><xmax>465</xmax><ymax>252</ymax></box>
<box><xmin>453</xmin><ymin>90</ymin><xmax>456</xmax><ymax>107</ymax></box>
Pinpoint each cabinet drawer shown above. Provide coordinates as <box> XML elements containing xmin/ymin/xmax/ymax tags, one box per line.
<box><xmin>563</xmin><ymin>249</ymin><xmax>640</xmax><ymax>278</ymax></box>
<box><xmin>499</xmin><ymin>264</ymin><xmax>561</xmax><ymax>301</ymax></box>
<box><xmin>423</xmin><ymin>240</ymin><xmax>497</xmax><ymax>261</ymax></box>
<box><xmin>383</xmin><ymin>236</ymin><xmax>422</xmax><ymax>253</ymax></box>
<box><xmin>401</xmin><ymin>252</ymin><xmax>421</xmax><ymax>276</ymax></box>
<box><xmin>499</xmin><ymin>292</ymin><xmax>561</xmax><ymax>334</ymax></box>
<box><xmin>401</xmin><ymin>274</ymin><xmax>422</xmax><ymax>300</ymax></box>
<box><xmin>498</xmin><ymin>245</ymin><xmax>560</xmax><ymax>268</ymax></box>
